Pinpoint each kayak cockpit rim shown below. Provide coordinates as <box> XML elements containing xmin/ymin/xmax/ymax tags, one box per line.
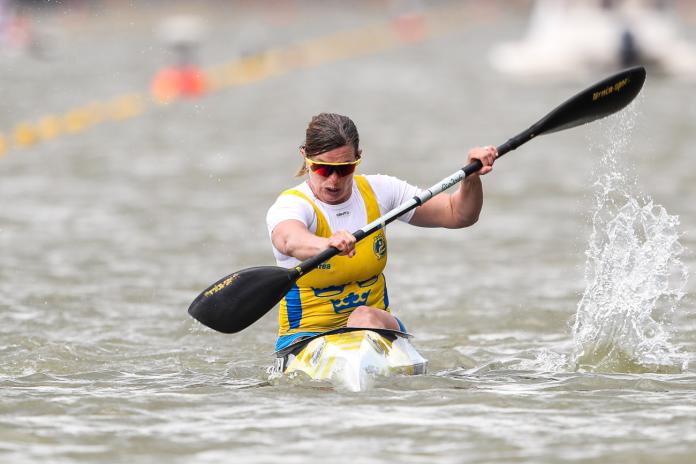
<box><xmin>274</xmin><ymin>326</ymin><xmax>414</xmax><ymax>358</ymax></box>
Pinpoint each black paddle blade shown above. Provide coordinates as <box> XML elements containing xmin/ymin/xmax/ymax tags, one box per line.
<box><xmin>497</xmin><ymin>66</ymin><xmax>646</xmax><ymax>157</ymax></box>
<box><xmin>535</xmin><ymin>66</ymin><xmax>646</xmax><ymax>135</ymax></box>
<box><xmin>188</xmin><ymin>266</ymin><xmax>297</xmax><ymax>334</ymax></box>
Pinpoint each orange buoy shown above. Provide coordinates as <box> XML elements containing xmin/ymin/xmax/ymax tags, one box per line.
<box><xmin>151</xmin><ymin>67</ymin><xmax>207</xmax><ymax>103</ymax></box>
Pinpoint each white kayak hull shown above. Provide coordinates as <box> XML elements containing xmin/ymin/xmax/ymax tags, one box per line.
<box><xmin>271</xmin><ymin>328</ymin><xmax>427</xmax><ymax>392</ymax></box>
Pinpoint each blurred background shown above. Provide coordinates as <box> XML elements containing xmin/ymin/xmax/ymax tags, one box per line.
<box><xmin>2</xmin><ymin>1</ymin><xmax>696</xmax><ymax>463</ymax></box>
<box><xmin>2</xmin><ymin>0</ymin><xmax>696</xmax><ymax>157</ymax></box>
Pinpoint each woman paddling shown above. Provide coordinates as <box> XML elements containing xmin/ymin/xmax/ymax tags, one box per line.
<box><xmin>266</xmin><ymin>113</ymin><xmax>496</xmax><ymax>351</ymax></box>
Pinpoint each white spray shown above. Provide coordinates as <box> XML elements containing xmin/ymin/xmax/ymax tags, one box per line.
<box><xmin>569</xmin><ymin>103</ymin><xmax>688</xmax><ymax>373</ymax></box>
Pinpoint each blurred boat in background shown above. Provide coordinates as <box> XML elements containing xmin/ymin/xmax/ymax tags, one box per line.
<box><xmin>489</xmin><ymin>0</ymin><xmax>696</xmax><ymax>79</ymax></box>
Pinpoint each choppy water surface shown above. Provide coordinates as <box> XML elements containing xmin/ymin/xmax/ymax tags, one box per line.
<box><xmin>2</xmin><ymin>3</ymin><xmax>696</xmax><ymax>463</ymax></box>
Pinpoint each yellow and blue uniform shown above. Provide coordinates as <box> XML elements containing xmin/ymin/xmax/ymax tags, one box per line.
<box><xmin>274</xmin><ymin>176</ymin><xmax>402</xmax><ymax>351</ymax></box>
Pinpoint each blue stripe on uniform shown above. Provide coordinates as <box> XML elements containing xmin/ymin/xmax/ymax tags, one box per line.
<box><xmin>285</xmin><ymin>284</ymin><xmax>302</xmax><ymax>329</ymax></box>
<box><xmin>394</xmin><ymin>316</ymin><xmax>407</xmax><ymax>333</ymax></box>
<box><xmin>275</xmin><ymin>332</ymin><xmax>319</xmax><ymax>351</ymax></box>
<box><xmin>383</xmin><ymin>274</ymin><xmax>389</xmax><ymax>309</ymax></box>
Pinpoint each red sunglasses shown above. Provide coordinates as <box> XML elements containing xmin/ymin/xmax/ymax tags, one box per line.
<box><xmin>305</xmin><ymin>156</ymin><xmax>361</xmax><ymax>177</ymax></box>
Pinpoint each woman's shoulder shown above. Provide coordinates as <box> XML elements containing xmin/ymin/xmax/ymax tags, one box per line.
<box><xmin>363</xmin><ymin>174</ymin><xmax>421</xmax><ymax>210</ymax></box>
<box><xmin>278</xmin><ymin>180</ymin><xmax>312</xmax><ymax>197</ymax></box>
<box><xmin>363</xmin><ymin>173</ymin><xmax>407</xmax><ymax>187</ymax></box>
<box><xmin>268</xmin><ymin>181</ymin><xmax>313</xmax><ymax>211</ymax></box>
<box><xmin>267</xmin><ymin>182</ymin><xmax>315</xmax><ymax>228</ymax></box>
<box><xmin>363</xmin><ymin>173</ymin><xmax>418</xmax><ymax>193</ymax></box>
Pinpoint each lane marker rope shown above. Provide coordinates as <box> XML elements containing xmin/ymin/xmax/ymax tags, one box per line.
<box><xmin>0</xmin><ymin>3</ymin><xmax>494</xmax><ymax>158</ymax></box>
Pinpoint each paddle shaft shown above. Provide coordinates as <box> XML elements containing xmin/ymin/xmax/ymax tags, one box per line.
<box><xmin>294</xmin><ymin>135</ymin><xmax>529</xmax><ymax>278</ymax></box>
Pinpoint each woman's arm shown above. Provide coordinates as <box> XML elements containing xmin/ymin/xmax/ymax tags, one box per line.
<box><xmin>409</xmin><ymin>146</ymin><xmax>496</xmax><ymax>229</ymax></box>
<box><xmin>271</xmin><ymin>220</ymin><xmax>356</xmax><ymax>260</ymax></box>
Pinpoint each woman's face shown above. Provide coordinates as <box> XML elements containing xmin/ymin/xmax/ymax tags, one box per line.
<box><xmin>305</xmin><ymin>145</ymin><xmax>358</xmax><ymax>205</ymax></box>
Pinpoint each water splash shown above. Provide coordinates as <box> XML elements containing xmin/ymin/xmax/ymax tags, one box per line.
<box><xmin>569</xmin><ymin>103</ymin><xmax>688</xmax><ymax>373</ymax></box>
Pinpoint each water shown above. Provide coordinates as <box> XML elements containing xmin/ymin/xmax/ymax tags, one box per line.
<box><xmin>1</xmin><ymin>2</ymin><xmax>696</xmax><ymax>463</ymax></box>
<box><xmin>570</xmin><ymin>105</ymin><xmax>689</xmax><ymax>373</ymax></box>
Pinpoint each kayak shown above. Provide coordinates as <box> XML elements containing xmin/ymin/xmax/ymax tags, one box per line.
<box><xmin>270</xmin><ymin>327</ymin><xmax>427</xmax><ymax>391</ymax></box>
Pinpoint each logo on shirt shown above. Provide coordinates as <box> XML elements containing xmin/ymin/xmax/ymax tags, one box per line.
<box><xmin>313</xmin><ymin>284</ymin><xmax>344</xmax><ymax>297</ymax></box>
<box><xmin>336</xmin><ymin>211</ymin><xmax>350</xmax><ymax>217</ymax></box>
<box><xmin>373</xmin><ymin>233</ymin><xmax>386</xmax><ymax>260</ymax></box>
<box><xmin>331</xmin><ymin>290</ymin><xmax>371</xmax><ymax>313</ymax></box>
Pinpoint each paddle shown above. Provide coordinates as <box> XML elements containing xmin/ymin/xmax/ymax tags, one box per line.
<box><xmin>188</xmin><ymin>65</ymin><xmax>646</xmax><ymax>334</ymax></box>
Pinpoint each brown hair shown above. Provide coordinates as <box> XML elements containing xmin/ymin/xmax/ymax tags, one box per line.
<box><xmin>296</xmin><ymin>113</ymin><xmax>361</xmax><ymax>176</ymax></box>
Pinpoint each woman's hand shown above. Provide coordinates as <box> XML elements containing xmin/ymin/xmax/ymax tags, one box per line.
<box><xmin>467</xmin><ymin>145</ymin><xmax>497</xmax><ymax>176</ymax></box>
<box><xmin>328</xmin><ymin>230</ymin><xmax>356</xmax><ymax>257</ymax></box>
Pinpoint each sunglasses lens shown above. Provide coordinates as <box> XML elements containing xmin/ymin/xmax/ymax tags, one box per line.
<box><xmin>311</xmin><ymin>165</ymin><xmax>333</xmax><ymax>177</ymax></box>
<box><xmin>308</xmin><ymin>162</ymin><xmax>357</xmax><ymax>177</ymax></box>
<box><xmin>335</xmin><ymin>164</ymin><xmax>357</xmax><ymax>176</ymax></box>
